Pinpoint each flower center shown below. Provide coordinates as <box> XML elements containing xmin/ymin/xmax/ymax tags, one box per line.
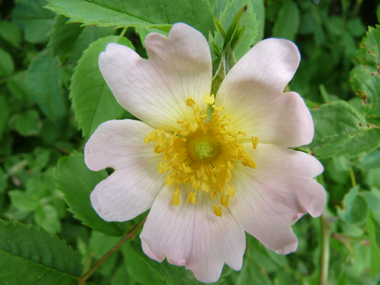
<box><xmin>144</xmin><ymin>93</ymin><xmax>259</xmax><ymax>217</ymax></box>
<box><xmin>188</xmin><ymin>132</ymin><xmax>219</xmax><ymax>162</ymax></box>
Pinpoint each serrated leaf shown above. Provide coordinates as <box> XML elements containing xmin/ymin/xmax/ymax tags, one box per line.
<box><xmin>71</xmin><ymin>36</ymin><xmax>131</xmax><ymax>139</ymax></box>
<box><xmin>54</xmin><ymin>151</ymin><xmax>123</xmax><ymax>236</ymax></box>
<box><xmin>49</xmin><ymin>15</ymin><xmax>115</xmax><ymax>64</ymax></box>
<box><xmin>46</xmin><ymin>0</ymin><xmax>215</xmax><ymax>39</ymax></box>
<box><xmin>26</xmin><ymin>49</ymin><xmax>67</xmax><ymax>121</ymax></box>
<box><xmin>12</xmin><ymin>0</ymin><xmax>55</xmax><ymax>43</ymax></box>
<box><xmin>272</xmin><ymin>0</ymin><xmax>299</xmax><ymax>41</ymax></box>
<box><xmin>338</xmin><ymin>185</ymin><xmax>369</xmax><ymax>224</ymax></box>
<box><xmin>0</xmin><ymin>220</ymin><xmax>81</xmax><ymax>284</ymax></box>
<box><xmin>350</xmin><ymin>25</ymin><xmax>380</xmax><ymax>120</ymax></box>
<box><xmin>0</xmin><ymin>48</ymin><xmax>14</xmax><ymax>77</ymax></box>
<box><xmin>301</xmin><ymin>101</ymin><xmax>380</xmax><ymax>158</ymax></box>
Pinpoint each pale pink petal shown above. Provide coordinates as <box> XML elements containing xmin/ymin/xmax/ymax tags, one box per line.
<box><xmin>140</xmin><ymin>188</ymin><xmax>245</xmax><ymax>283</ymax></box>
<box><xmin>216</xmin><ymin>39</ymin><xmax>311</xmax><ymax>147</ymax></box>
<box><xmin>85</xmin><ymin>120</ymin><xmax>165</xmax><ymax>221</ymax></box>
<box><xmin>99</xmin><ymin>23</ymin><xmax>212</xmax><ymax>129</ymax></box>
<box><xmin>229</xmin><ymin>144</ymin><xmax>325</xmax><ymax>254</ymax></box>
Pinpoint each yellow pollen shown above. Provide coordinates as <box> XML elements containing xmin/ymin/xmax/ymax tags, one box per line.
<box><xmin>144</xmin><ymin>96</ymin><xmax>259</xmax><ymax>217</ymax></box>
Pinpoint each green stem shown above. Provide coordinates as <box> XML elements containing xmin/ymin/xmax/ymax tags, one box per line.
<box><xmin>118</xmin><ymin>27</ymin><xmax>128</xmax><ymax>40</ymax></box>
<box><xmin>349</xmin><ymin>168</ymin><xmax>356</xmax><ymax>187</ymax></box>
<box><xmin>319</xmin><ymin>210</ymin><xmax>330</xmax><ymax>285</ymax></box>
<box><xmin>78</xmin><ymin>216</ymin><xmax>147</xmax><ymax>284</ymax></box>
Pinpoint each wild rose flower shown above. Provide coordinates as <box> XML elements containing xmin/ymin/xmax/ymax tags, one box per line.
<box><xmin>84</xmin><ymin>23</ymin><xmax>326</xmax><ymax>283</ymax></box>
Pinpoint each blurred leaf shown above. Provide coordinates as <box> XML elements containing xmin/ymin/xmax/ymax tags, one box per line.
<box><xmin>365</xmin><ymin>169</ymin><xmax>380</xmax><ymax>189</ymax></box>
<box><xmin>12</xmin><ymin>0</ymin><xmax>55</xmax><ymax>43</ymax></box>
<box><xmin>0</xmin><ymin>22</ymin><xmax>22</xmax><ymax>47</ymax></box>
<box><xmin>89</xmin><ymin>231</ymin><xmax>120</xmax><ymax>276</ymax></box>
<box><xmin>34</xmin><ymin>204</ymin><xmax>62</xmax><ymax>233</ymax></box>
<box><xmin>302</xmin><ymin>101</ymin><xmax>380</xmax><ymax>158</ymax></box>
<box><xmin>71</xmin><ymin>36</ymin><xmax>132</xmax><ymax>139</ymax></box>
<box><xmin>272</xmin><ymin>0</ymin><xmax>299</xmax><ymax>41</ymax></box>
<box><xmin>54</xmin><ymin>151</ymin><xmax>123</xmax><ymax>236</ymax></box>
<box><xmin>9</xmin><ymin>110</ymin><xmax>41</xmax><ymax>137</ymax></box>
<box><xmin>319</xmin><ymin>84</ymin><xmax>340</xmax><ymax>103</ymax></box>
<box><xmin>338</xmin><ymin>185</ymin><xmax>369</xmax><ymax>224</ymax></box>
<box><xmin>325</xmin><ymin>16</ymin><xmax>344</xmax><ymax>36</ymax></box>
<box><xmin>360</xmin><ymin>190</ymin><xmax>380</xmax><ymax>219</ymax></box>
<box><xmin>46</xmin><ymin>0</ymin><xmax>215</xmax><ymax>39</ymax></box>
<box><xmin>26</xmin><ymin>49</ymin><xmax>67</xmax><ymax>121</ymax></box>
<box><xmin>0</xmin><ymin>48</ymin><xmax>15</xmax><ymax>77</ymax></box>
<box><xmin>355</xmin><ymin>150</ymin><xmax>380</xmax><ymax>169</ymax></box>
<box><xmin>6</xmin><ymin>72</ymin><xmax>33</xmax><ymax>105</ymax></box>
<box><xmin>367</xmin><ymin>216</ymin><xmax>380</xmax><ymax>278</ymax></box>
<box><xmin>347</xmin><ymin>18</ymin><xmax>366</xmax><ymax>38</ymax></box>
<box><xmin>236</xmin><ymin>261</ymin><xmax>272</xmax><ymax>285</ymax></box>
<box><xmin>128</xmin><ymin>240</ymin><xmax>224</xmax><ymax>285</ymax></box>
<box><xmin>0</xmin><ymin>220</ymin><xmax>81</xmax><ymax>284</ymax></box>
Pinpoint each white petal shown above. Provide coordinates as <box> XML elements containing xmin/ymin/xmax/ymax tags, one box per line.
<box><xmin>229</xmin><ymin>144</ymin><xmax>325</xmax><ymax>254</ymax></box>
<box><xmin>140</xmin><ymin>188</ymin><xmax>245</xmax><ymax>283</ymax></box>
<box><xmin>216</xmin><ymin>39</ymin><xmax>309</xmax><ymax>147</ymax></box>
<box><xmin>85</xmin><ymin>120</ymin><xmax>165</xmax><ymax>221</ymax></box>
<box><xmin>99</xmin><ymin>23</ymin><xmax>212</xmax><ymax>129</ymax></box>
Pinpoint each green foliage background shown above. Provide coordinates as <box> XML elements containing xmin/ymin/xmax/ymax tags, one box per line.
<box><xmin>0</xmin><ymin>0</ymin><xmax>380</xmax><ymax>284</ymax></box>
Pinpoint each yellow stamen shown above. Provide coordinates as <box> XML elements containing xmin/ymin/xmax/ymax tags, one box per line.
<box><xmin>144</xmin><ymin>96</ymin><xmax>259</xmax><ymax>216</ymax></box>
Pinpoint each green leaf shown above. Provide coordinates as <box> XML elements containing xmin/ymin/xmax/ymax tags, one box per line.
<box><xmin>350</xmin><ymin>25</ymin><xmax>380</xmax><ymax>120</ymax></box>
<box><xmin>367</xmin><ymin>216</ymin><xmax>380</xmax><ymax>278</ymax></box>
<box><xmin>272</xmin><ymin>0</ymin><xmax>299</xmax><ymax>41</ymax></box>
<box><xmin>128</xmin><ymin>240</ymin><xmax>222</xmax><ymax>285</ymax></box>
<box><xmin>71</xmin><ymin>36</ymin><xmax>132</xmax><ymax>139</ymax></box>
<box><xmin>26</xmin><ymin>48</ymin><xmax>67</xmax><ymax>121</ymax></box>
<box><xmin>6</xmin><ymin>72</ymin><xmax>33</xmax><ymax>105</ymax></box>
<box><xmin>301</xmin><ymin>101</ymin><xmax>380</xmax><ymax>158</ymax></box>
<box><xmin>89</xmin><ymin>231</ymin><xmax>121</xmax><ymax>276</ymax></box>
<box><xmin>0</xmin><ymin>22</ymin><xmax>22</xmax><ymax>47</ymax></box>
<box><xmin>215</xmin><ymin>0</ymin><xmax>262</xmax><ymax>61</ymax></box>
<box><xmin>54</xmin><ymin>151</ymin><xmax>123</xmax><ymax>236</ymax></box>
<box><xmin>12</xmin><ymin>0</ymin><xmax>55</xmax><ymax>43</ymax></box>
<box><xmin>338</xmin><ymin>185</ymin><xmax>369</xmax><ymax>224</ymax></box>
<box><xmin>35</xmin><ymin>204</ymin><xmax>62</xmax><ymax>233</ymax></box>
<box><xmin>46</xmin><ymin>0</ymin><xmax>215</xmax><ymax>39</ymax></box>
<box><xmin>0</xmin><ymin>48</ymin><xmax>15</xmax><ymax>77</ymax></box>
<box><xmin>49</xmin><ymin>15</ymin><xmax>82</xmax><ymax>62</ymax></box>
<box><xmin>9</xmin><ymin>109</ymin><xmax>41</xmax><ymax>136</ymax></box>
<box><xmin>122</xmin><ymin>241</ymin><xmax>166</xmax><ymax>285</ymax></box>
<box><xmin>49</xmin><ymin>15</ymin><xmax>115</xmax><ymax>64</ymax></box>
<box><xmin>360</xmin><ymin>190</ymin><xmax>380</xmax><ymax>218</ymax></box>
<box><xmin>355</xmin><ymin>150</ymin><xmax>380</xmax><ymax>169</ymax></box>
<box><xmin>0</xmin><ymin>220</ymin><xmax>81</xmax><ymax>284</ymax></box>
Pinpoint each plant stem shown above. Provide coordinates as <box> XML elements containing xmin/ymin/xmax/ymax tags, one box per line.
<box><xmin>319</xmin><ymin>210</ymin><xmax>330</xmax><ymax>285</ymax></box>
<box><xmin>78</xmin><ymin>216</ymin><xmax>147</xmax><ymax>284</ymax></box>
<box><xmin>118</xmin><ymin>27</ymin><xmax>128</xmax><ymax>40</ymax></box>
<box><xmin>349</xmin><ymin>168</ymin><xmax>356</xmax><ymax>187</ymax></box>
